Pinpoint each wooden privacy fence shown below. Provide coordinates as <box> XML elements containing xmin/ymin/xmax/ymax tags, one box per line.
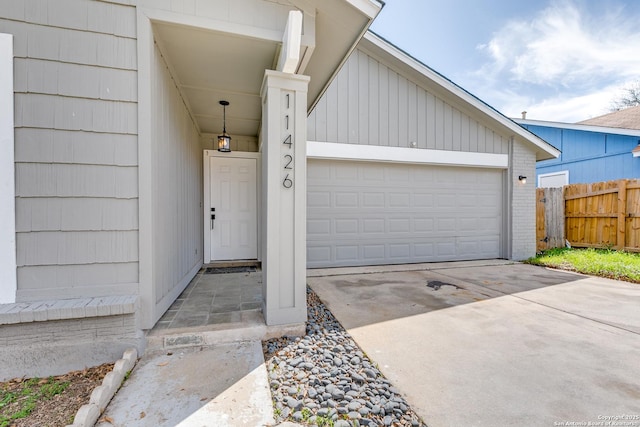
<box><xmin>536</xmin><ymin>179</ymin><xmax>640</xmax><ymax>252</ymax></box>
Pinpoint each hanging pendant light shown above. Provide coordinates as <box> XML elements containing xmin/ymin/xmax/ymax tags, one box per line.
<box><xmin>217</xmin><ymin>100</ymin><xmax>231</xmax><ymax>152</ymax></box>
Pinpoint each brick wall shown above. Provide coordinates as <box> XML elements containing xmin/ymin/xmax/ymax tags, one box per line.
<box><xmin>511</xmin><ymin>139</ymin><xmax>537</xmax><ymax>260</ymax></box>
<box><xmin>0</xmin><ymin>296</ymin><xmax>144</xmax><ymax>381</ymax></box>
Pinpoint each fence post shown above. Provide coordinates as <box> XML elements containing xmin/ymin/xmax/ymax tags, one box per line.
<box><xmin>617</xmin><ymin>180</ymin><xmax>627</xmax><ymax>250</ymax></box>
<box><xmin>551</xmin><ymin>187</ymin><xmax>565</xmax><ymax>248</ymax></box>
<box><xmin>536</xmin><ymin>188</ymin><xmax>546</xmax><ymax>252</ymax></box>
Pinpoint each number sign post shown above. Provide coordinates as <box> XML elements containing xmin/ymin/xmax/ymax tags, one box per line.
<box><xmin>261</xmin><ymin>70</ymin><xmax>309</xmax><ymax>326</ymax></box>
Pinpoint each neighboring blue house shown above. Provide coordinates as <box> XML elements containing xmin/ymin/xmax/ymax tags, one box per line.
<box><xmin>516</xmin><ymin>107</ymin><xmax>640</xmax><ymax>187</ymax></box>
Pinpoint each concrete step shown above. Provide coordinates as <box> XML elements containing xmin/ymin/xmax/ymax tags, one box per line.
<box><xmin>204</xmin><ymin>260</ymin><xmax>261</xmax><ymax>269</ymax></box>
<box><xmin>145</xmin><ymin>310</ymin><xmax>305</xmax><ymax>353</ymax></box>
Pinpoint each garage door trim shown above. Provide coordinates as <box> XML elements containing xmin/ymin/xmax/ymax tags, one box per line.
<box><xmin>307</xmin><ymin>141</ymin><xmax>508</xmax><ymax>169</ymax></box>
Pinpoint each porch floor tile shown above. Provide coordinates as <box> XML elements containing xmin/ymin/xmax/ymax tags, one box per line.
<box><xmin>153</xmin><ymin>268</ymin><xmax>263</xmax><ymax>330</ymax></box>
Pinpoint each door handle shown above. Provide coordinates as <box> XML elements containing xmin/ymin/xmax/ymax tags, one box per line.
<box><xmin>210</xmin><ymin>208</ymin><xmax>215</xmax><ymax>229</ymax></box>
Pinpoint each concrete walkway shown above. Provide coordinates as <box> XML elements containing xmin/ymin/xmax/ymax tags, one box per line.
<box><xmin>308</xmin><ymin>261</ymin><xmax>640</xmax><ymax>427</ymax></box>
<box><xmin>98</xmin><ymin>341</ymin><xmax>274</xmax><ymax>427</ymax></box>
<box><xmin>99</xmin><ymin>261</ymin><xmax>640</xmax><ymax>427</ymax></box>
<box><xmin>99</xmin><ymin>270</ymin><xmax>303</xmax><ymax>427</ymax></box>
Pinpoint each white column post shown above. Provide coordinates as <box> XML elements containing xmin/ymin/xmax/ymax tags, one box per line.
<box><xmin>0</xmin><ymin>34</ymin><xmax>16</xmax><ymax>304</ymax></box>
<box><xmin>260</xmin><ymin>70</ymin><xmax>309</xmax><ymax>325</ymax></box>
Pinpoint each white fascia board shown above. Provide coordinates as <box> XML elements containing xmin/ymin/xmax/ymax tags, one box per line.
<box><xmin>0</xmin><ymin>33</ymin><xmax>16</xmax><ymax>303</ymax></box>
<box><xmin>344</xmin><ymin>0</ymin><xmax>385</xmax><ymax>19</ymax></box>
<box><xmin>307</xmin><ymin>141</ymin><xmax>508</xmax><ymax>169</ymax></box>
<box><xmin>515</xmin><ymin>118</ymin><xmax>640</xmax><ymax>138</ymax></box>
<box><xmin>363</xmin><ymin>32</ymin><xmax>560</xmax><ymax>160</ymax></box>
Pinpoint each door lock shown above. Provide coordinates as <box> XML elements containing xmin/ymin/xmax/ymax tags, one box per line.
<box><xmin>210</xmin><ymin>207</ymin><xmax>215</xmax><ymax>229</ymax></box>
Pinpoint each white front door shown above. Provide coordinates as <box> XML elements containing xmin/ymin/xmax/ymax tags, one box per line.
<box><xmin>209</xmin><ymin>156</ymin><xmax>258</xmax><ymax>261</ymax></box>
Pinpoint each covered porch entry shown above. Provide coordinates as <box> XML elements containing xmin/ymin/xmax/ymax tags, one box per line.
<box><xmin>135</xmin><ymin>1</ymin><xmax>381</xmax><ymax>331</ymax></box>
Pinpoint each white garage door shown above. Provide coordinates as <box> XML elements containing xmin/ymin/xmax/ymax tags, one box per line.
<box><xmin>307</xmin><ymin>159</ymin><xmax>504</xmax><ymax>268</ymax></box>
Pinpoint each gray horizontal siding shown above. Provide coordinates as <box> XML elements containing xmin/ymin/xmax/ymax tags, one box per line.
<box><xmin>14</xmin><ymin>129</ymin><xmax>137</xmax><ymax>166</ymax></box>
<box><xmin>17</xmin><ymin>231</ymin><xmax>138</xmax><ymax>266</ymax></box>
<box><xmin>0</xmin><ymin>18</ymin><xmax>136</xmax><ymax>69</ymax></box>
<box><xmin>14</xmin><ymin>58</ymin><xmax>137</xmax><ymax>102</ymax></box>
<box><xmin>15</xmin><ymin>163</ymin><xmax>137</xmax><ymax>198</ymax></box>
<box><xmin>3</xmin><ymin>0</ymin><xmax>139</xmax><ymax>300</ymax></box>
<box><xmin>0</xmin><ymin>0</ymin><xmax>136</xmax><ymax>38</ymax></box>
<box><xmin>14</xmin><ymin>94</ymin><xmax>137</xmax><ymax>133</ymax></box>
<box><xmin>308</xmin><ymin>48</ymin><xmax>508</xmax><ymax>155</ymax></box>
<box><xmin>16</xmin><ymin>198</ymin><xmax>138</xmax><ymax>232</ymax></box>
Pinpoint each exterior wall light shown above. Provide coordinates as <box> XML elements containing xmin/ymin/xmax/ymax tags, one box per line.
<box><xmin>217</xmin><ymin>100</ymin><xmax>231</xmax><ymax>152</ymax></box>
<box><xmin>518</xmin><ymin>175</ymin><xmax>527</xmax><ymax>184</ymax></box>
<box><xmin>632</xmin><ymin>141</ymin><xmax>640</xmax><ymax>158</ymax></box>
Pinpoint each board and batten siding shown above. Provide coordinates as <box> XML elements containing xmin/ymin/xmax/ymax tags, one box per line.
<box><xmin>0</xmin><ymin>0</ymin><xmax>139</xmax><ymax>301</ymax></box>
<box><xmin>308</xmin><ymin>48</ymin><xmax>509</xmax><ymax>155</ymax></box>
<box><xmin>150</xmin><ymin>42</ymin><xmax>203</xmax><ymax>310</ymax></box>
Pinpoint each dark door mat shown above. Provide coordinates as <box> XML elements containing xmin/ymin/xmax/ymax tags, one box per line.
<box><xmin>205</xmin><ymin>266</ymin><xmax>258</xmax><ymax>274</ymax></box>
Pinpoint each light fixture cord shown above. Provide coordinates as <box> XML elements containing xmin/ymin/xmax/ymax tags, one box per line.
<box><xmin>223</xmin><ymin>104</ymin><xmax>227</xmax><ymax>134</ymax></box>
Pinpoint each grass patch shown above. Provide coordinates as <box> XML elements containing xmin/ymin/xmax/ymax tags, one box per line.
<box><xmin>0</xmin><ymin>377</ymin><xmax>70</xmax><ymax>426</ymax></box>
<box><xmin>527</xmin><ymin>247</ymin><xmax>640</xmax><ymax>283</ymax></box>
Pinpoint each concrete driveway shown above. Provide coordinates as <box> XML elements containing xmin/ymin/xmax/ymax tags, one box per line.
<box><xmin>308</xmin><ymin>260</ymin><xmax>640</xmax><ymax>427</ymax></box>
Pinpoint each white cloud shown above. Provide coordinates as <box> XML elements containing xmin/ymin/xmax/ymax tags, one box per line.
<box><xmin>505</xmin><ymin>88</ymin><xmax>616</xmax><ymax>122</ymax></box>
<box><xmin>479</xmin><ymin>80</ymin><xmax>637</xmax><ymax>123</ymax></box>
<box><xmin>472</xmin><ymin>0</ymin><xmax>640</xmax><ymax>122</ymax></box>
<box><xmin>479</xmin><ymin>1</ymin><xmax>640</xmax><ymax>86</ymax></box>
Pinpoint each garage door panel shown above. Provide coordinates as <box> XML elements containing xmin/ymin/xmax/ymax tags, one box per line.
<box><xmin>388</xmin><ymin>218</ymin><xmax>411</xmax><ymax>233</ymax></box>
<box><xmin>459</xmin><ymin>217</ymin><xmax>478</xmax><ymax>231</ymax></box>
<box><xmin>389</xmin><ymin>243</ymin><xmax>410</xmax><ymax>258</ymax></box>
<box><xmin>333</xmin><ymin>192</ymin><xmax>356</xmax><ymax>207</ymax></box>
<box><xmin>415</xmin><ymin>243</ymin><xmax>434</xmax><ymax>257</ymax></box>
<box><xmin>308</xmin><ymin>246</ymin><xmax>331</xmax><ymax>264</ymax></box>
<box><xmin>307</xmin><ymin>160</ymin><xmax>503</xmax><ymax>267</ymax></box>
<box><xmin>307</xmin><ymin>219</ymin><xmax>331</xmax><ymax>235</ymax></box>
<box><xmin>335</xmin><ymin>219</ymin><xmax>358</xmax><ymax>234</ymax></box>
<box><xmin>414</xmin><ymin>194</ymin><xmax>434</xmax><ymax>207</ymax></box>
<box><xmin>362</xmin><ymin>192</ymin><xmax>384</xmax><ymax>207</ymax></box>
<box><xmin>306</xmin><ymin>216</ymin><xmax>499</xmax><ymax>240</ymax></box>
<box><xmin>436</xmin><ymin>241</ymin><xmax>456</xmax><ymax>257</ymax></box>
<box><xmin>363</xmin><ymin>245</ymin><xmax>385</xmax><ymax>259</ymax></box>
<box><xmin>482</xmin><ymin>239</ymin><xmax>500</xmax><ymax>254</ymax></box>
<box><xmin>308</xmin><ymin>191</ymin><xmax>331</xmax><ymax>207</ymax></box>
<box><xmin>362</xmin><ymin>167</ymin><xmax>385</xmax><ymax>181</ymax></box>
<box><xmin>437</xmin><ymin>217</ymin><xmax>456</xmax><ymax>232</ymax></box>
<box><xmin>335</xmin><ymin>166</ymin><xmax>358</xmax><ymax>180</ymax></box>
<box><xmin>336</xmin><ymin>245</ymin><xmax>358</xmax><ymax>262</ymax></box>
<box><xmin>389</xmin><ymin>192</ymin><xmax>410</xmax><ymax>207</ymax></box>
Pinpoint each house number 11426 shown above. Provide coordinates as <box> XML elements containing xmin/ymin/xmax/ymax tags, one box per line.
<box><xmin>282</xmin><ymin>93</ymin><xmax>293</xmax><ymax>188</ymax></box>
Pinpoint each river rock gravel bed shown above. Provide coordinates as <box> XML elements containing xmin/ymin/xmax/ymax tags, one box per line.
<box><xmin>262</xmin><ymin>287</ymin><xmax>427</xmax><ymax>427</ymax></box>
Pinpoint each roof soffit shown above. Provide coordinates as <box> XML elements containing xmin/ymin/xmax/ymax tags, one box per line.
<box><xmin>147</xmin><ymin>0</ymin><xmax>381</xmax><ymax>137</ymax></box>
<box><xmin>300</xmin><ymin>0</ymin><xmax>382</xmax><ymax>111</ymax></box>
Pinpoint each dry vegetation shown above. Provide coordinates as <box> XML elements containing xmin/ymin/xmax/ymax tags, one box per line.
<box><xmin>0</xmin><ymin>363</ymin><xmax>113</xmax><ymax>427</ymax></box>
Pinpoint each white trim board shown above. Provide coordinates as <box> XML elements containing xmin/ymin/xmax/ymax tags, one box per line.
<box><xmin>538</xmin><ymin>170</ymin><xmax>569</xmax><ymax>188</ymax></box>
<box><xmin>345</xmin><ymin>0</ymin><xmax>384</xmax><ymax>18</ymax></box>
<box><xmin>307</xmin><ymin>141</ymin><xmax>508</xmax><ymax>169</ymax></box>
<box><xmin>516</xmin><ymin>118</ymin><xmax>640</xmax><ymax>138</ymax></box>
<box><xmin>0</xmin><ymin>33</ymin><xmax>16</xmax><ymax>303</ymax></box>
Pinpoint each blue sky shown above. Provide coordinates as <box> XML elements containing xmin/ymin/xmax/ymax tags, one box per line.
<box><xmin>370</xmin><ymin>0</ymin><xmax>640</xmax><ymax>123</ymax></box>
